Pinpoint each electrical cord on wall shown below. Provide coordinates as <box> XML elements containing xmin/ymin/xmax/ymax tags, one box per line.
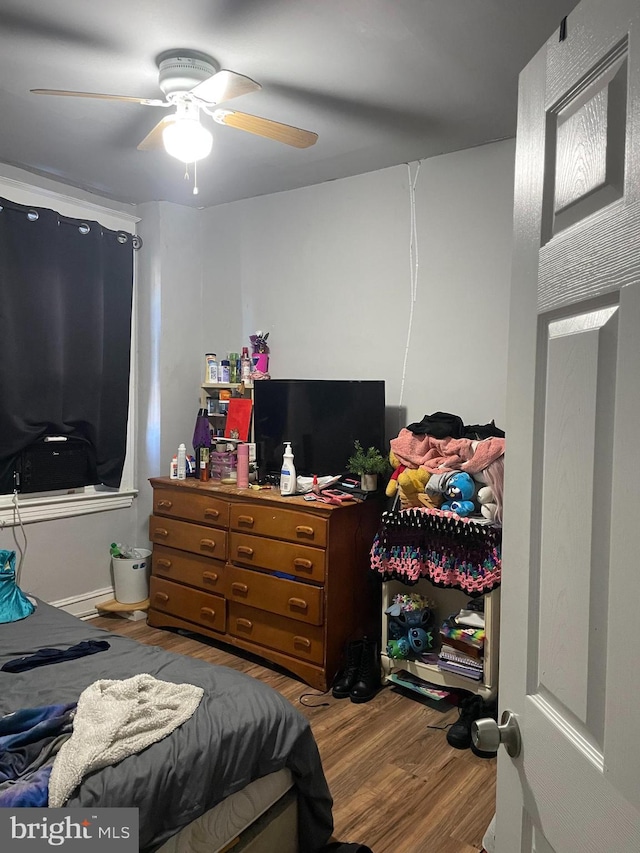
<box><xmin>11</xmin><ymin>489</ymin><xmax>28</xmax><ymax>586</ymax></box>
<box><xmin>398</xmin><ymin>159</ymin><xmax>422</xmax><ymax>433</ymax></box>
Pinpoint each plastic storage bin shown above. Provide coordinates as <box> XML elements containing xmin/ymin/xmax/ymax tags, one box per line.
<box><xmin>112</xmin><ymin>548</ymin><xmax>151</xmax><ymax>604</ymax></box>
<box><xmin>210</xmin><ymin>450</ymin><xmax>236</xmax><ymax>481</ymax></box>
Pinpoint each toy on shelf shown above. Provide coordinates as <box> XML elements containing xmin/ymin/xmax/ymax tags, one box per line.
<box><xmin>249</xmin><ymin>331</ymin><xmax>270</xmax><ymax>380</ymax></box>
<box><xmin>385</xmin><ymin>450</ymin><xmax>437</xmax><ymax>509</ymax></box>
<box><xmin>385</xmin><ymin>592</ymin><xmax>436</xmax><ymax>660</ymax></box>
<box><xmin>473</xmin><ymin>468</ymin><xmax>499</xmax><ymax>522</ymax></box>
<box><xmin>426</xmin><ymin>471</ymin><xmax>476</xmax><ymax>517</ymax></box>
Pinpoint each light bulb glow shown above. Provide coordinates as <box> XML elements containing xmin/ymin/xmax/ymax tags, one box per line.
<box><xmin>163</xmin><ymin>117</ymin><xmax>213</xmax><ymax>163</ymax></box>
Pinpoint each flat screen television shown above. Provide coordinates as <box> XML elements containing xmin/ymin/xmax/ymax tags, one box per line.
<box><xmin>253</xmin><ymin>379</ymin><xmax>386</xmax><ymax>480</ymax></box>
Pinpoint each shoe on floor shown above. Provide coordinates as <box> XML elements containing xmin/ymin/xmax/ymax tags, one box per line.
<box><xmin>446</xmin><ymin>694</ymin><xmax>487</xmax><ymax>749</ymax></box>
<box><xmin>332</xmin><ymin>640</ymin><xmax>364</xmax><ymax>699</ymax></box>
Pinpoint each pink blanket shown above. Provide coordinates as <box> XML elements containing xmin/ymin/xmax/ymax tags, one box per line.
<box><xmin>390</xmin><ymin>428</ymin><xmax>505</xmax><ymax>475</ymax></box>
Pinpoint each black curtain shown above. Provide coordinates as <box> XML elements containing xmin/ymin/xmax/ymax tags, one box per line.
<box><xmin>0</xmin><ymin>196</ymin><xmax>135</xmax><ymax>493</ymax></box>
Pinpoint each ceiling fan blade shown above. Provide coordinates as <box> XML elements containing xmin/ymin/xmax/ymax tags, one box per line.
<box><xmin>137</xmin><ymin>116</ymin><xmax>176</xmax><ymax>150</ymax></box>
<box><xmin>212</xmin><ymin>109</ymin><xmax>318</xmax><ymax>148</ymax></box>
<box><xmin>30</xmin><ymin>89</ymin><xmax>166</xmax><ymax>106</ymax></box>
<box><xmin>191</xmin><ymin>70</ymin><xmax>261</xmax><ymax>104</ymax></box>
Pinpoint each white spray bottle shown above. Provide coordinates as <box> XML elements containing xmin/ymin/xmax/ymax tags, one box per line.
<box><xmin>279</xmin><ymin>442</ymin><xmax>296</xmax><ymax>496</ymax></box>
<box><xmin>177</xmin><ymin>443</ymin><xmax>187</xmax><ymax>480</ymax></box>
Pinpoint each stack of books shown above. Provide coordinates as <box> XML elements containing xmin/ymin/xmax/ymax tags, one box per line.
<box><xmin>438</xmin><ymin>599</ymin><xmax>486</xmax><ymax>681</ymax></box>
<box><xmin>437</xmin><ymin>644</ymin><xmax>483</xmax><ymax>680</ymax></box>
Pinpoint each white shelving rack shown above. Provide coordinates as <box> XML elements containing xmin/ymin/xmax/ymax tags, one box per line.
<box><xmin>380</xmin><ymin>578</ymin><xmax>500</xmax><ymax>699</ymax></box>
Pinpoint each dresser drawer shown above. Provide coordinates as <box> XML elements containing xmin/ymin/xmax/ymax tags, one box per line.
<box><xmin>152</xmin><ymin>545</ymin><xmax>225</xmax><ymax>594</ymax></box>
<box><xmin>230</xmin><ymin>504</ymin><xmax>327</xmax><ymax>547</ymax></box>
<box><xmin>149</xmin><ymin>515</ymin><xmax>228</xmax><ymax>559</ymax></box>
<box><xmin>153</xmin><ymin>488</ymin><xmax>228</xmax><ymax>527</ymax></box>
<box><xmin>226</xmin><ymin>566</ymin><xmax>323</xmax><ymax>626</ymax></box>
<box><xmin>150</xmin><ymin>576</ymin><xmax>226</xmax><ymax>632</ymax></box>
<box><xmin>228</xmin><ymin>602</ymin><xmax>324</xmax><ymax>665</ymax></box>
<box><xmin>229</xmin><ymin>532</ymin><xmax>326</xmax><ymax>582</ymax></box>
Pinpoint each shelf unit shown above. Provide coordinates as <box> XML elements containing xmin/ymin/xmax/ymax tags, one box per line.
<box><xmin>200</xmin><ymin>382</ymin><xmax>254</xmax><ymax>441</ymax></box>
<box><xmin>380</xmin><ymin>578</ymin><xmax>500</xmax><ymax>699</ymax></box>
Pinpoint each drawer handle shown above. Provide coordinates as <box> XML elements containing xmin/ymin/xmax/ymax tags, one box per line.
<box><xmin>236</xmin><ymin>545</ymin><xmax>254</xmax><ymax>557</ymax></box>
<box><xmin>156</xmin><ymin>558</ymin><xmax>172</xmax><ymax>569</ymax></box>
<box><xmin>204</xmin><ymin>508</ymin><xmax>220</xmax><ymax>519</ymax></box>
<box><xmin>157</xmin><ymin>499</ymin><xmax>173</xmax><ymax>508</ymax></box>
<box><xmin>293</xmin><ymin>636</ymin><xmax>311</xmax><ymax>649</ymax></box>
<box><xmin>200</xmin><ymin>538</ymin><xmax>217</xmax><ymax>550</ymax></box>
<box><xmin>293</xmin><ymin>558</ymin><xmax>313</xmax><ymax>571</ymax></box>
<box><xmin>295</xmin><ymin>525</ymin><xmax>315</xmax><ymax>537</ymax></box>
<box><xmin>200</xmin><ymin>607</ymin><xmax>216</xmax><ymax>619</ymax></box>
<box><xmin>236</xmin><ymin>618</ymin><xmax>253</xmax><ymax>630</ymax></box>
<box><xmin>153</xmin><ymin>528</ymin><xmax>169</xmax><ymax>538</ymax></box>
<box><xmin>288</xmin><ymin>597</ymin><xmax>308</xmax><ymax>611</ymax></box>
<box><xmin>202</xmin><ymin>571</ymin><xmax>219</xmax><ymax>583</ymax></box>
<box><xmin>231</xmin><ymin>582</ymin><xmax>249</xmax><ymax>595</ymax></box>
<box><xmin>154</xmin><ymin>592</ymin><xmax>169</xmax><ymax>603</ymax></box>
<box><xmin>237</xmin><ymin>514</ymin><xmax>255</xmax><ymax>526</ymax></box>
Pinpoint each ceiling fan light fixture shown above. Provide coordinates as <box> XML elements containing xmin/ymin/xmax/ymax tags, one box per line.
<box><xmin>162</xmin><ymin>116</ymin><xmax>213</xmax><ymax>163</ymax></box>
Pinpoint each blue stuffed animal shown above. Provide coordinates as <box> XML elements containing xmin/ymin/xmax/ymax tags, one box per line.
<box><xmin>386</xmin><ymin>601</ymin><xmax>435</xmax><ymax>659</ymax></box>
<box><xmin>431</xmin><ymin>471</ymin><xmax>477</xmax><ymax>517</ymax></box>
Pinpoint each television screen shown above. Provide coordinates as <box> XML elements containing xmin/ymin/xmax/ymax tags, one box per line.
<box><xmin>253</xmin><ymin>379</ymin><xmax>386</xmax><ymax>480</ymax></box>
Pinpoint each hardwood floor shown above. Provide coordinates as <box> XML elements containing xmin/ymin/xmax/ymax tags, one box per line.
<box><xmin>90</xmin><ymin>614</ymin><xmax>496</xmax><ymax>853</ymax></box>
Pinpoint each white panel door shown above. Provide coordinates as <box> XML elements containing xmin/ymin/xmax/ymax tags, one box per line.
<box><xmin>496</xmin><ymin>0</ymin><xmax>640</xmax><ymax>850</ymax></box>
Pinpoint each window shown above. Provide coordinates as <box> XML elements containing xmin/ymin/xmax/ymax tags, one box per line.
<box><xmin>0</xmin><ymin>175</ymin><xmax>139</xmax><ymax>526</ymax></box>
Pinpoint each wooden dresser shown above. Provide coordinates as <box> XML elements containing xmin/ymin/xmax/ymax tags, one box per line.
<box><xmin>147</xmin><ymin>477</ymin><xmax>382</xmax><ymax>690</ymax></box>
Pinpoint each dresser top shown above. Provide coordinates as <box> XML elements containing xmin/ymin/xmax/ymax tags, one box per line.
<box><xmin>149</xmin><ymin>476</ymin><xmax>374</xmax><ymax>514</ymax></box>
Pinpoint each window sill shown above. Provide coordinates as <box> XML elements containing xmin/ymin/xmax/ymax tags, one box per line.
<box><xmin>0</xmin><ymin>488</ymin><xmax>138</xmax><ymax>527</ymax></box>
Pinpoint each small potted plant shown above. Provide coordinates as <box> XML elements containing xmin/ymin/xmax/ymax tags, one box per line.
<box><xmin>346</xmin><ymin>440</ymin><xmax>388</xmax><ymax>492</ymax></box>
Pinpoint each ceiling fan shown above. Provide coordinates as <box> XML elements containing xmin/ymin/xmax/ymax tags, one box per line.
<box><xmin>31</xmin><ymin>49</ymin><xmax>318</xmax><ymax>188</ymax></box>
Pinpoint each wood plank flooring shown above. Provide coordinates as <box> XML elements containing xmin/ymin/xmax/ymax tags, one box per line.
<box><xmin>90</xmin><ymin>615</ymin><xmax>495</xmax><ymax>853</ymax></box>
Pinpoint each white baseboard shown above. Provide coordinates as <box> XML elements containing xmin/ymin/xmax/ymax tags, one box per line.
<box><xmin>51</xmin><ymin>587</ymin><xmax>115</xmax><ymax>620</ymax></box>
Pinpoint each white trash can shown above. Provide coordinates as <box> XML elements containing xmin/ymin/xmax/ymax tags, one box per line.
<box><xmin>112</xmin><ymin>549</ymin><xmax>151</xmax><ymax>604</ymax></box>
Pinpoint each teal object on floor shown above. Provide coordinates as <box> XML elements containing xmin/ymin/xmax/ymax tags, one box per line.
<box><xmin>0</xmin><ymin>549</ymin><xmax>35</xmax><ymax>623</ymax></box>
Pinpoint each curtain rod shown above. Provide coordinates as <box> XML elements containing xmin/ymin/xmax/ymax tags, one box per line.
<box><xmin>0</xmin><ymin>197</ymin><xmax>143</xmax><ymax>250</ymax></box>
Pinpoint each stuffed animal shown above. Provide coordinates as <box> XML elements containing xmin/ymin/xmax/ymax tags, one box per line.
<box><xmin>385</xmin><ymin>594</ymin><xmax>435</xmax><ymax>659</ymax></box>
<box><xmin>427</xmin><ymin>471</ymin><xmax>477</xmax><ymax>517</ymax></box>
<box><xmin>385</xmin><ymin>451</ymin><xmax>444</xmax><ymax>509</ymax></box>
<box><xmin>473</xmin><ymin>470</ymin><xmax>499</xmax><ymax>522</ymax></box>
<box><xmin>385</xmin><ymin>450</ymin><xmax>407</xmax><ymax>498</ymax></box>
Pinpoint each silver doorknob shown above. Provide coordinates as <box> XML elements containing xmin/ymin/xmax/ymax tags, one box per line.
<box><xmin>471</xmin><ymin>709</ymin><xmax>521</xmax><ymax>757</ymax></box>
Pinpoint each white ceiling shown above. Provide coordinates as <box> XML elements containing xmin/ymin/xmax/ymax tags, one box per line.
<box><xmin>0</xmin><ymin>0</ymin><xmax>579</xmax><ymax>209</ymax></box>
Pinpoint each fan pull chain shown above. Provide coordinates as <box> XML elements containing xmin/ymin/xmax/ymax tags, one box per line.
<box><xmin>181</xmin><ymin>162</ymin><xmax>200</xmax><ymax>196</ymax></box>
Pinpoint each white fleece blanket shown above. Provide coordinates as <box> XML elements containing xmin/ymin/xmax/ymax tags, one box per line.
<box><xmin>48</xmin><ymin>674</ymin><xmax>204</xmax><ymax>807</ymax></box>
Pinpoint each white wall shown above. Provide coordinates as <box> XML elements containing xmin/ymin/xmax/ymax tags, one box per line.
<box><xmin>200</xmin><ymin>138</ymin><xmax>515</xmax><ymax>439</ymax></box>
<box><xmin>135</xmin><ymin>201</ymin><xmax>206</xmax><ymax>548</ymax></box>
<box><xmin>0</xmin><ymin>137</ymin><xmax>515</xmax><ymax>606</ymax></box>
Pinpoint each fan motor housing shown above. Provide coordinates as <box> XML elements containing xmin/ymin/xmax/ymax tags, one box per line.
<box><xmin>157</xmin><ymin>50</ymin><xmax>217</xmax><ymax>96</ymax></box>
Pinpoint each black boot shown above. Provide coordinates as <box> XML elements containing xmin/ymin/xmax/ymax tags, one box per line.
<box><xmin>349</xmin><ymin>637</ymin><xmax>380</xmax><ymax>704</ymax></box>
<box><xmin>332</xmin><ymin>640</ymin><xmax>364</xmax><ymax>699</ymax></box>
<box><xmin>446</xmin><ymin>694</ymin><xmax>486</xmax><ymax>749</ymax></box>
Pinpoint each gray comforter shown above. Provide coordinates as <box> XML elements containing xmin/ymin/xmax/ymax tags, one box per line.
<box><xmin>0</xmin><ymin>600</ymin><xmax>333</xmax><ymax>851</ymax></box>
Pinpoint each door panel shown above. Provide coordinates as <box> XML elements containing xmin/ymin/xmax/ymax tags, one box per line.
<box><xmin>498</xmin><ymin>0</ymin><xmax>640</xmax><ymax>850</ymax></box>
<box><xmin>536</xmin><ymin>305</ymin><xmax>618</xmax><ymax>736</ymax></box>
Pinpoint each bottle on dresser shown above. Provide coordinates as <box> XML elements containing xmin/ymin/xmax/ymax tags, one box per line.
<box><xmin>205</xmin><ymin>353</ymin><xmax>218</xmax><ymax>383</ymax></box>
<box><xmin>241</xmin><ymin>347</ymin><xmax>252</xmax><ymax>384</ymax></box>
<box><xmin>280</xmin><ymin>442</ymin><xmax>296</xmax><ymax>496</ymax></box>
<box><xmin>177</xmin><ymin>443</ymin><xmax>187</xmax><ymax>480</ymax></box>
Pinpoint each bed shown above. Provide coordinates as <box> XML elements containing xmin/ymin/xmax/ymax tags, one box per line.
<box><xmin>0</xmin><ymin>599</ymin><xmax>334</xmax><ymax>852</ymax></box>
